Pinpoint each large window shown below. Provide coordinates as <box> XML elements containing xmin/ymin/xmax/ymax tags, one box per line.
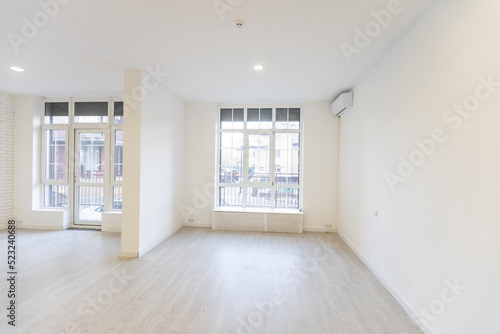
<box><xmin>41</xmin><ymin>99</ymin><xmax>124</xmax><ymax>224</ymax></box>
<box><xmin>217</xmin><ymin>106</ymin><xmax>302</xmax><ymax>210</ymax></box>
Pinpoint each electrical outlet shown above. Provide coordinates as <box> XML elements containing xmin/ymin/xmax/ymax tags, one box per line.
<box><xmin>325</xmin><ymin>224</ymin><xmax>332</xmax><ymax>232</ymax></box>
<box><xmin>188</xmin><ymin>219</ymin><xmax>194</xmax><ymax>222</ymax></box>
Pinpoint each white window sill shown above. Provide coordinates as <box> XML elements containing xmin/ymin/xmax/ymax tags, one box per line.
<box><xmin>37</xmin><ymin>208</ymin><xmax>69</xmax><ymax>212</ymax></box>
<box><xmin>213</xmin><ymin>207</ymin><xmax>303</xmax><ymax>215</ymax></box>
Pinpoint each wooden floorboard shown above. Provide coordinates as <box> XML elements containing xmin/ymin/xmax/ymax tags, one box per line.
<box><xmin>0</xmin><ymin>227</ymin><xmax>422</xmax><ymax>334</ymax></box>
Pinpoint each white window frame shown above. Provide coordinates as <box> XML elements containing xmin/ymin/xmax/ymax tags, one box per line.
<box><xmin>215</xmin><ymin>104</ymin><xmax>303</xmax><ymax>211</ymax></box>
<box><xmin>41</xmin><ymin>98</ymin><xmax>71</xmax><ymax>209</ymax></box>
<box><xmin>40</xmin><ymin>97</ymin><xmax>124</xmax><ymax>215</ymax></box>
<box><xmin>110</xmin><ymin>101</ymin><xmax>124</xmax><ymax>212</ymax></box>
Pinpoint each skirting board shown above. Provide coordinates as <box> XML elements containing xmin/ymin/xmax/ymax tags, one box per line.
<box><xmin>184</xmin><ymin>221</ymin><xmax>211</xmax><ymax>228</ymax></box>
<box><xmin>303</xmin><ymin>227</ymin><xmax>338</xmax><ymax>233</ymax></box>
<box><xmin>337</xmin><ymin>231</ymin><xmax>433</xmax><ymax>334</ymax></box>
<box><xmin>119</xmin><ymin>250</ymin><xmax>139</xmax><ymax>258</ymax></box>
<box><xmin>102</xmin><ymin>228</ymin><xmax>122</xmax><ymax>233</ymax></box>
<box><xmin>120</xmin><ymin>224</ymin><xmax>183</xmax><ymax>259</ymax></box>
<box><xmin>138</xmin><ymin>223</ymin><xmax>184</xmax><ymax>258</ymax></box>
<box><xmin>18</xmin><ymin>224</ymin><xmax>63</xmax><ymax>231</ymax></box>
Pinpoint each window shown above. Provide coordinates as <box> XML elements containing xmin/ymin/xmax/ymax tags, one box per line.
<box><xmin>74</xmin><ymin>102</ymin><xmax>108</xmax><ymax>123</ymax></box>
<box><xmin>42</xmin><ymin>102</ymin><xmax>69</xmax><ymax>208</ymax></box>
<box><xmin>217</xmin><ymin>107</ymin><xmax>302</xmax><ymax>210</ymax></box>
<box><xmin>111</xmin><ymin>104</ymin><xmax>124</xmax><ymax>210</ymax></box>
<box><xmin>114</xmin><ymin>101</ymin><xmax>124</xmax><ymax>124</ymax></box>
<box><xmin>41</xmin><ymin>99</ymin><xmax>124</xmax><ymax>219</ymax></box>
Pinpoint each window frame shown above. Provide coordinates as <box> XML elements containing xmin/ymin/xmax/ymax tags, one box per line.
<box><xmin>41</xmin><ymin>98</ymin><xmax>71</xmax><ymax>209</ymax></box>
<box><xmin>40</xmin><ymin>97</ymin><xmax>124</xmax><ymax>214</ymax></box>
<box><xmin>215</xmin><ymin>105</ymin><xmax>303</xmax><ymax>211</ymax></box>
<box><xmin>110</xmin><ymin>102</ymin><xmax>124</xmax><ymax>212</ymax></box>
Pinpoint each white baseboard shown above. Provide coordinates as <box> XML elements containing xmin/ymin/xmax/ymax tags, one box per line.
<box><xmin>19</xmin><ymin>224</ymin><xmax>63</xmax><ymax>231</ymax></box>
<box><xmin>184</xmin><ymin>221</ymin><xmax>211</xmax><ymax>228</ymax></box>
<box><xmin>102</xmin><ymin>228</ymin><xmax>121</xmax><ymax>233</ymax></box>
<box><xmin>138</xmin><ymin>223</ymin><xmax>183</xmax><ymax>258</ymax></box>
<box><xmin>337</xmin><ymin>231</ymin><xmax>434</xmax><ymax>334</ymax></box>
<box><xmin>304</xmin><ymin>227</ymin><xmax>338</xmax><ymax>233</ymax></box>
<box><xmin>119</xmin><ymin>250</ymin><xmax>139</xmax><ymax>258</ymax></box>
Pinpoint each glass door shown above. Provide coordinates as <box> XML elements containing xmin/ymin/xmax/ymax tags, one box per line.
<box><xmin>74</xmin><ymin>130</ymin><xmax>107</xmax><ymax>226</ymax></box>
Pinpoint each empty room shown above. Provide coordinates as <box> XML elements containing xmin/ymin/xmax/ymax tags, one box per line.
<box><xmin>0</xmin><ymin>0</ymin><xmax>498</xmax><ymax>333</ymax></box>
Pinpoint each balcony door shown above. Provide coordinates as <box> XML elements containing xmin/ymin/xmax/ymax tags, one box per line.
<box><xmin>74</xmin><ymin>130</ymin><xmax>107</xmax><ymax>226</ymax></box>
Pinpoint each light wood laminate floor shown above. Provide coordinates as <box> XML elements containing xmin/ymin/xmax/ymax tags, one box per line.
<box><xmin>0</xmin><ymin>227</ymin><xmax>422</xmax><ymax>334</ymax></box>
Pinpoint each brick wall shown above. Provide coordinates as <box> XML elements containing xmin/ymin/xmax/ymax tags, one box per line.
<box><xmin>0</xmin><ymin>93</ymin><xmax>14</xmax><ymax>228</ymax></box>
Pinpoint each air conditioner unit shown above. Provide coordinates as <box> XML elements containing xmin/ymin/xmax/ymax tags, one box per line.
<box><xmin>331</xmin><ymin>92</ymin><xmax>353</xmax><ymax>117</ymax></box>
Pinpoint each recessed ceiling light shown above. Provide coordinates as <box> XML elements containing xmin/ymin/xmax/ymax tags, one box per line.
<box><xmin>9</xmin><ymin>66</ymin><xmax>25</xmax><ymax>72</ymax></box>
<box><xmin>254</xmin><ymin>64</ymin><xmax>264</xmax><ymax>71</ymax></box>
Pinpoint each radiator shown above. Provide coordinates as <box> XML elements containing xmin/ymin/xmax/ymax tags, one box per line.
<box><xmin>212</xmin><ymin>210</ymin><xmax>304</xmax><ymax>233</ymax></box>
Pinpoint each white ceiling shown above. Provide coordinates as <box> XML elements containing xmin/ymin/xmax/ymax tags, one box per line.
<box><xmin>0</xmin><ymin>0</ymin><xmax>436</xmax><ymax>102</ymax></box>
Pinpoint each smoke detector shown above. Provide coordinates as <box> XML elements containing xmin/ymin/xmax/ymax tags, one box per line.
<box><xmin>235</xmin><ymin>20</ymin><xmax>244</xmax><ymax>28</ymax></box>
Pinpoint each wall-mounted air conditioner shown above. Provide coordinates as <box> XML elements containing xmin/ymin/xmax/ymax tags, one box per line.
<box><xmin>331</xmin><ymin>92</ymin><xmax>353</xmax><ymax>117</ymax></box>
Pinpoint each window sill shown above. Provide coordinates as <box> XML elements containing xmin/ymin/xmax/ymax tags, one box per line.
<box><xmin>213</xmin><ymin>207</ymin><xmax>303</xmax><ymax>215</ymax></box>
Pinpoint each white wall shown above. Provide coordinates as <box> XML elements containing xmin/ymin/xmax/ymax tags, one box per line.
<box><xmin>0</xmin><ymin>93</ymin><xmax>15</xmax><ymax>230</ymax></box>
<box><xmin>121</xmin><ymin>70</ymin><xmax>185</xmax><ymax>257</ymax></box>
<box><xmin>138</xmin><ymin>74</ymin><xmax>185</xmax><ymax>255</ymax></box>
<box><xmin>182</xmin><ymin>102</ymin><xmax>339</xmax><ymax>231</ymax></box>
<box><xmin>13</xmin><ymin>95</ymin><xmax>69</xmax><ymax>230</ymax></box>
<box><xmin>303</xmin><ymin>102</ymin><xmax>339</xmax><ymax>231</ymax></box>
<box><xmin>337</xmin><ymin>1</ymin><xmax>500</xmax><ymax>333</ymax></box>
<box><xmin>182</xmin><ymin>102</ymin><xmax>217</xmax><ymax>227</ymax></box>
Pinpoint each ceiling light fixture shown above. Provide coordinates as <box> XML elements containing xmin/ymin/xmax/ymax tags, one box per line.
<box><xmin>254</xmin><ymin>64</ymin><xmax>264</xmax><ymax>71</ymax></box>
<box><xmin>9</xmin><ymin>66</ymin><xmax>25</xmax><ymax>72</ymax></box>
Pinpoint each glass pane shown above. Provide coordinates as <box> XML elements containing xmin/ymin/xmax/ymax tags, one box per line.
<box><xmin>113</xmin><ymin>187</ymin><xmax>123</xmax><ymax>210</ymax></box>
<box><xmin>220</xmin><ymin>132</ymin><xmax>233</xmax><ymax>148</ymax></box>
<box><xmin>219</xmin><ymin>186</ymin><xmax>243</xmax><ymax>207</ymax></box>
<box><xmin>114</xmin><ymin>101</ymin><xmax>124</xmax><ymax>124</ymax></box>
<box><xmin>45</xmin><ymin>102</ymin><xmax>69</xmax><ymax>124</ymax></box>
<box><xmin>275</xmin><ymin>188</ymin><xmax>299</xmax><ymax>209</ymax></box>
<box><xmin>219</xmin><ymin>132</ymin><xmax>243</xmax><ymax>184</ymax></box>
<box><xmin>114</xmin><ymin>130</ymin><xmax>123</xmax><ymax>182</ymax></box>
<box><xmin>247</xmin><ymin>108</ymin><xmax>259</xmax><ymax>129</ymax></box>
<box><xmin>246</xmin><ymin>187</ymin><xmax>272</xmax><ymax>208</ymax></box>
<box><xmin>233</xmin><ymin>108</ymin><xmax>244</xmax><ymax>129</ymax></box>
<box><xmin>79</xmin><ymin>133</ymin><xmax>105</xmax><ymax>183</ymax></box>
<box><xmin>276</xmin><ymin>108</ymin><xmax>287</xmax><ymax>129</ymax></box>
<box><xmin>260</xmin><ymin>108</ymin><xmax>272</xmax><ymax>129</ymax></box>
<box><xmin>43</xmin><ymin>185</ymin><xmax>68</xmax><ymax>208</ymax></box>
<box><xmin>44</xmin><ymin>130</ymin><xmax>66</xmax><ymax>180</ymax></box>
<box><xmin>249</xmin><ymin>134</ymin><xmax>270</xmax><ymax>182</ymax></box>
<box><xmin>289</xmin><ymin>108</ymin><xmax>300</xmax><ymax>129</ymax></box>
<box><xmin>220</xmin><ymin>109</ymin><xmax>232</xmax><ymax>129</ymax></box>
<box><xmin>75</xmin><ymin>102</ymin><xmax>108</xmax><ymax>123</ymax></box>
<box><xmin>78</xmin><ymin>186</ymin><xmax>104</xmax><ymax>221</ymax></box>
<box><xmin>275</xmin><ymin>133</ymin><xmax>300</xmax><ymax>185</ymax></box>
